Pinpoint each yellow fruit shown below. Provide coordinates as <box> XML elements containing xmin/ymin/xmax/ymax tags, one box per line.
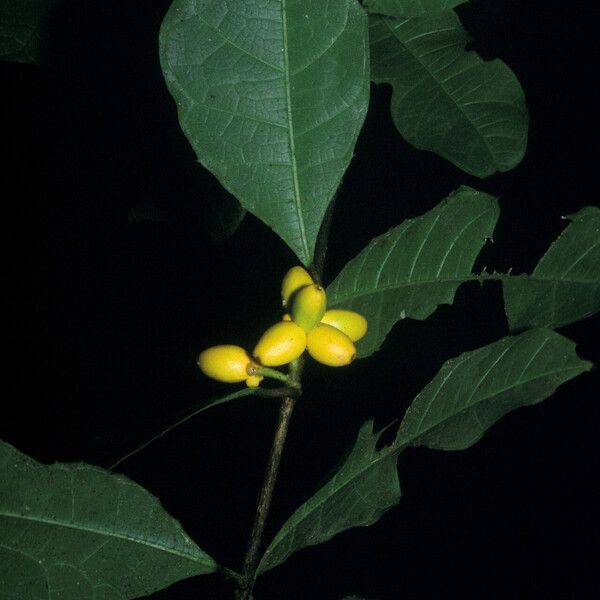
<box><xmin>320</xmin><ymin>309</ymin><xmax>368</xmax><ymax>342</ymax></box>
<box><xmin>290</xmin><ymin>284</ymin><xmax>327</xmax><ymax>331</ymax></box>
<box><xmin>245</xmin><ymin>375</ymin><xmax>263</xmax><ymax>388</ymax></box>
<box><xmin>253</xmin><ymin>321</ymin><xmax>307</xmax><ymax>366</ymax></box>
<box><xmin>281</xmin><ymin>266</ymin><xmax>313</xmax><ymax>307</ymax></box>
<box><xmin>197</xmin><ymin>345</ymin><xmax>252</xmax><ymax>383</ymax></box>
<box><xmin>306</xmin><ymin>323</ymin><xmax>356</xmax><ymax>367</ymax></box>
<box><xmin>282</xmin><ymin>313</ymin><xmax>292</xmax><ymax>321</ymax></box>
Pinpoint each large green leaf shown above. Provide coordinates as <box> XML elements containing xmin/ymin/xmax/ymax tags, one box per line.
<box><xmin>503</xmin><ymin>206</ymin><xmax>600</xmax><ymax>331</ymax></box>
<box><xmin>369</xmin><ymin>11</ymin><xmax>528</xmax><ymax>177</ymax></box>
<box><xmin>159</xmin><ymin>0</ymin><xmax>370</xmax><ymax>265</ymax></box>
<box><xmin>0</xmin><ymin>441</ymin><xmax>217</xmax><ymax>599</ymax></box>
<box><xmin>364</xmin><ymin>0</ymin><xmax>466</xmax><ymax>17</ymax></box>
<box><xmin>257</xmin><ymin>329</ymin><xmax>590</xmax><ymax>574</ymax></box>
<box><xmin>327</xmin><ymin>186</ymin><xmax>499</xmax><ymax>357</ymax></box>
<box><xmin>257</xmin><ymin>420</ymin><xmax>400</xmax><ymax>574</ymax></box>
<box><xmin>0</xmin><ymin>0</ymin><xmax>57</xmax><ymax>64</ymax></box>
<box><xmin>395</xmin><ymin>328</ymin><xmax>592</xmax><ymax>450</ymax></box>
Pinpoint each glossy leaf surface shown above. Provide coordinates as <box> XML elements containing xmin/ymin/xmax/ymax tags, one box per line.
<box><xmin>258</xmin><ymin>329</ymin><xmax>590</xmax><ymax>573</ymax></box>
<box><xmin>0</xmin><ymin>441</ymin><xmax>217</xmax><ymax>599</ymax></box>
<box><xmin>503</xmin><ymin>207</ymin><xmax>600</xmax><ymax>330</ymax></box>
<box><xmin>364</xmin><ymin>0</ymin><xmax>465</xmax><ymax>17</ymax></box>
<box><xmin>327</xmin><ymin>186</ymin><xmax>498</xmax><ymax>357</ymax></box>
<box><xmin>160</xmin><ymin>0</ymin><xmax>370</xmax><ymax>265</ymax></box>
<box><xmin>369</xmin><ymin>11</ymin><xmax>528</xmax><ymax>177</ymax></box>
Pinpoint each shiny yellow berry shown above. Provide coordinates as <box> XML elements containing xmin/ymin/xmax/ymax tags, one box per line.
<box><xmin>320</xmin><ymin>309</ymin><xmax>368</xmax><ymax>342</ymax></box>
<box><xmin>253</xmin><ymin>321</ymin><xmax>307</xmax><ymax>367</ymax></box>
<box><xmin>306</xmin><ymin>323</ymin><xmax>356</xmax><ymax>367</ymax></box>
<box><xmin>197</xmin><ymin>345</ymin><xmax>252</xmax><ymax>383</ymax></box>
<box><xmin>245</xmin><ymin>375</ymin><xmax>263</xmax><ymax>388</ymax></box>
<box><xmin>290</xmin><ymin>284</ymin><xmax>327</xmax><ymax>331</ymax></box>
<box><xmin>282</xmin><ymin>313</ymin><xmax>292</xmax><ymax>321</ymax></box>
<box><xmin>281</xmin><ymin>266</ymin><xmax>313</xmax><ymax>307</ymax></box>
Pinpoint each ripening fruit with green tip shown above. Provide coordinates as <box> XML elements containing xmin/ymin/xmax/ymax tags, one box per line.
<box><xmin>320</xmin><ymin>309</ymin><xmax>368</xmax><ymax>342</ymax></box>
<box><xmin>306</xmin><ymin>323</ymin><xmax>356</xmax><ymax>367</ymax></box>
<box><xmin>253</xmin><ymin>321</ymin><xmax>307</xmax><ymax>366</ymax></box>
<box><xmin>197</xmin><ymin>345</ymin><xmax>253</xmax><ymax>383</ymax></box>
<box><xmin>281</xmin><ymin>266</ymin><xmax>313</xmax><ymax>307</ymax></box>
<box><xmin>291</xmin><ymin>283</ymin><xmax>327</xmax><ymax>331</ymax></box>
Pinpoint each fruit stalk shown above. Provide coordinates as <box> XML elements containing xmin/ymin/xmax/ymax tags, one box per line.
<box><xmin>248</xmin><ymin>364</ymin><xmax>292</xmax><ymax>385</ymax></box>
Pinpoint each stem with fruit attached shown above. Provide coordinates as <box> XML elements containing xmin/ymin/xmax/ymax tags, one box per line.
<box><xmin>235</xmin><ymin>206</ymin><xmax>332</xmax><ymax>598</ymax></box>
<box><xmin>235</xmin><ymin>358</ymin><xmax>303</xmax><ymax>599</ymax></box>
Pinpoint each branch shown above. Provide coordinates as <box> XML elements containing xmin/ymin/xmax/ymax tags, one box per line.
<box><xmin>235</xmin><ymin>195</ymin><xmax>333</xmax><ymax>597</ymax></box>
<box><xmin>235</xmin><ymin>395</ymin><xmax>297</xmax><ymax>599</ymax></box>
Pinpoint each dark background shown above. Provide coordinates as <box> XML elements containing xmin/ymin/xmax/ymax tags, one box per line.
<box><xmin>2</xmin><ymin>1</ymin><xmax>598</xmax><ymax>598</ymax></box>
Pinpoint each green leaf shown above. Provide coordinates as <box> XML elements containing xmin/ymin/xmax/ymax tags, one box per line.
<box><xmin>257</xmin><ymin>421</ymin><xmax>400</xmax><ymax>575</ymax></box>
<box><xmin>159</xmin><ymin>0</ymin><xmax>370</xmax><ymax>265</ymax></box>
<box><xmin>328</xmin><ymin>200</ymin><xmax>598</xmax><ymax>358</ymax></box>
<box><xmin>364</xmin><ymin>0</ymin><xmax>466</xmax><ymax>18</ymax></box>
<box><xmin>327</xmin><ymin>186</ymin><xmax>499</xmax><ymax>357</ymax></box>
<box><xmin>257</xmin><ymin>329</ymin><xmax>590</xmax><ymax>574</ymax></box>
<box><xmin>0</xmin><ymin>442</ymin><xmax>217</xmax><ymax>599</ymax></box>
<box><xmin>369</xmin><ymin>11</ymin><xmax>528</xmax><ymax>177</ymax></box>
<box><xmin>503</xmin><ymin>206</ymin><xmax>600</xmax><ymax>331</ymax></box>
<box><xmin>0</xmin><ymin>0</ymin><xmax>57</xmax><ymax>64</ymax></box>
<box><xmin>396</xmin><ymin>329</ymin><xmax>593</xmax><ymax>450</ymax></box>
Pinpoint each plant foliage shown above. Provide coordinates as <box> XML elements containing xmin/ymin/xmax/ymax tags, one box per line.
<box><xmin>0</xmin><ymin>441</ymin><xmax>216</xmax><ymax>599</ymax></box>
<box><xmin>327</xmin><ymin>186</ymin><xmax>499</xmax><ymax>356</ymax></box>
<box><xmin>159</xmin><ymin>0</ymin><xmax>370</xmax><ymax>265</ymax></box>
<box><xmin>364</xmin><ymin>0</ymin><xmax>466</xmax><ymax>18</ymax></box>
<box><xmin>258</xmin><ymin>329</ymin><xmax>591</xmax><ymax>572</ymax></box>
<box><xmin>369</xmin><ymin>10</ymin><xmax>528</xmax><ymax>176</ymax></box>
<box><xmin>503</xmin><ymin>206</ymin><xmax>600</xmax><ymax>330</ymax></box>
<box><xmin>0</xmin><ymin>0</ymin><xmax>596</xmax><ymax>598</ymax></box>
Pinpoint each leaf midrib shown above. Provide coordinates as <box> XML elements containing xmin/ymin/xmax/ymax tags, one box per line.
<box><xmin>262</xmin><ymin>357</ymin><xmax>582</xmax><ymax>566</ymax></box>
<box><xmin>281</xmin><ymin>0</ymin><xmax>309</xmax><ymax>262</ymax></box>
<box><xmin>0</xmin><ymin>511</ymin><xmax>213</xmax><ymax>567</ymax></box>
<box><xmin>396</xmin><ymin>361</ymin><xmax>589</xmax><ymax>448</ymax></box>
<box><xmin>330</xmin><ymin>272</ymin><xmax>598</xmax><ymax>306</ymax></box>
<box><xmin>541</xmin><ymin>238</ymin><xmax>600</xmax><ymax>279</ymax></box>
<box><xmin>260</xmin><ymin>439</ymin><xmax>396</xmax><ymax>572</ymax></box>
<box><xmin>380</xmin><ymin>16</ymin><xmax>498</xmax><ymax>165</ymax></box>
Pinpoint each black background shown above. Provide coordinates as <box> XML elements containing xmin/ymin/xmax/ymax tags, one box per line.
<box><xmin>2</xmin><ymin>1</ymin><xmax>599</xmax><ymax>598</ymax></box>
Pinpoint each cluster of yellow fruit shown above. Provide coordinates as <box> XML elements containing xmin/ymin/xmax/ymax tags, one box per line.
<box><xmin>197</xmin><ymin>266</ymin><xmax>367</xmax><ymax>387</ymax></box>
